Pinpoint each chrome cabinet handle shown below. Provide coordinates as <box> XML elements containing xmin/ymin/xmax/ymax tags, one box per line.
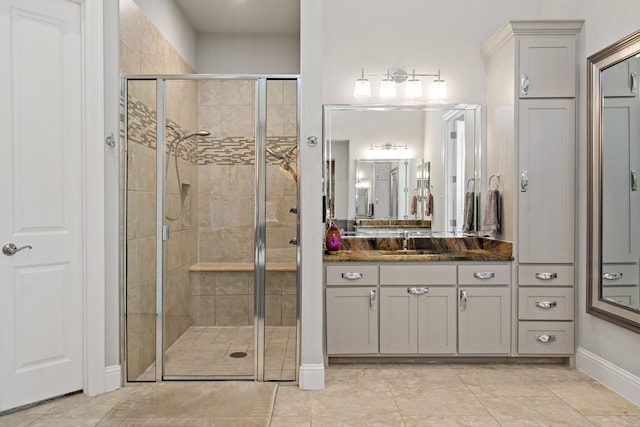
<box><xmin>535</xmin><ymin>300</ymin><xmax>558</xmax><ymax>309</ymax></box>
<box><xmin>369</xmin><ymin>289</ymin><xmax>377</xmax><ymax>310</ymax></box>
<box><xmin>459</xmin><ymin>290</ymin><xmax>467</xmax><ymax>311</ymax></box>
<box><xmin>632</xmin><ymin>170</ymin><xmax>638</xmax><ymax>191</ymax></box>
<box><xmin>535</xmin><ymin>272</ymin><xmax>558</xmax><ymax>281</ymax></box>
<box><xmin>2</xmin><ymin>243</ymin><xmax>33</xmax><ymax>256</ymax></box>
<box><xmin>407</xmin><ymin>287</ymin><xmax>429</xmax><ymax>295</ymax></box>
<box><xmin>631</xmin><ymin>72</ymin><xmax>638</xmax><ymax>94</ymax></box>
<box><xmin>536</xmin><ymin>334</ymin><xmax>555</xmax><ymax>343</ymax></box>
<box><xmin>341</xmin><ymin>272</ymin><xmax>363</xmax><ymax>280</ymax></box>
<box><xmin>521</xmin><ymin>73</ymin><xmax>529</xmax><ymax>96</ymax></box>
<box><xmin>474</xmin><ymin>271</ymin><xmax>495</xmax><ymax>280</ymax></box>
<box><xmin>520</xmin><ymin>171</ymin><xmax>528</xmax><ymax>192</ymax></box>
<box><xmin>602</xmin><ymin>272</ymin><xmax>623</xmax><ymax>280</ymax></box>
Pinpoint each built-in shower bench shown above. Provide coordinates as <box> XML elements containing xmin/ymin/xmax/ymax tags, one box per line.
<box><xmin>189</xmin><ymin>262</ymin><xmax>296</xmax><ymax>272</ymax></box>
<box><xmin>188</xmin><ymin>262</ymin><xmax>297</xmax><ymax>327</ymax></box>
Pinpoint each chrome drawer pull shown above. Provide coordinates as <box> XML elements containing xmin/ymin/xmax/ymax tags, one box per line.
<box><xmin>535</xmin><ymin>272</ymin><xmax>558</xmax><ymax>281</ymax></box>
<box><xmin>407</xmin><ymin>287</ymin><xmax>429</xmax><ymax>295</ymax></box>
<box><xmin>535</xmin><ymin>300</ymin><xmax>558</xmax><ymax>309</ymax></box>
<box><xmin>474</xmin><ymin>271</ymin><xmax>495</xmax><ymax>280</ymax></box>
<box><xmin>341</xmin><ymin>272</ymin><xmax>363</xmax><ymax>280</ymax></box>
<box><xmin>602</xmin><ymin>272</ymin><xmax>623</xmax><ymax>280</ymax></box>
<box><xmin>536</xmin><ymin>334</ymin><xmax>555</xmax><ymax>343</ymax></box>
<box><xmin>369</xmin><ymin>289</ymin><xmax>376</xmax><ymax>310</ymax></box>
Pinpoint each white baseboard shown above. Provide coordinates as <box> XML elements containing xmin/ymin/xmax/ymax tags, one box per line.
<box><xmin>104</xmin><ymin>365</ymin><xmax>121</xmax><ymax>392</ymax></box>
<box><xmin>576</xmin><ymin>346</ymin><xmax>640</xmax><ymax>406</ymax></box>
<box><xmin>298</xmin><ymin>363</ymin><xmax>324</xmax><ymax>390</ymax></box>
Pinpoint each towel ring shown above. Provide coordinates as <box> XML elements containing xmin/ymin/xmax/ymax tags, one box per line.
<box><xmin>489</xmin><ymin>174</ymin><xmax>501</xmax><ymax>190</ymax></box>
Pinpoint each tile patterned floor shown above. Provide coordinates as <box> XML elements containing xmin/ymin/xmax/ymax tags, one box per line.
<box><xmin>139</xmin><ymin>326</ymin><xmax>297</xmax><ymax>381</ymax></box>
<box><xmin>272</xmin><ymin>363</ymin><xmax>640</xmax><ymax>426</ymax></box>
<box><xmin>1</xmin><ymin>363</ymin><xmax>640</xmax><ymax>426</ymax></box>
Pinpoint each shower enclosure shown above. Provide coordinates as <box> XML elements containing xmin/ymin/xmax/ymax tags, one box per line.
<box><xmin>123</xmin><ymin>75</ymin><xmax>299</xmax><ymax>382</ymax></box>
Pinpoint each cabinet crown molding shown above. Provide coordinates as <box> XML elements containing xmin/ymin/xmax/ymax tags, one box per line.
<box><xmin>481</xmin><ymin>20</ymin><xmax>584</xmax><ymax>61</ymax></box>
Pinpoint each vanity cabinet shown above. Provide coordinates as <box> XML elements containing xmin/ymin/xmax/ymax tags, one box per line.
<box><xmin>379</xmin><ymin>265</ymin><xmax>457</xmax><ymax>354</ymax></box>
<box><xmin>482</xmin><ymin>20</ymin><xmax>583</xmax><ymax>357</ymax></box>
<box><xmin>325</xmin><ymin>262</ymin><xmax>511</xmax><ymax>357</ymax></box>
<box><xmin>458</xmin><ymin>264</ymin><xmax>511</xmax><ymax>354</ymax></box>
<box><xmin>325</xmin><ymin>265</ymin><xmax>379</xmax><ymax>355</ymax></box>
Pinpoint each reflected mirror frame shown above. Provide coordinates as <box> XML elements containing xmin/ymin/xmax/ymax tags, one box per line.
<box><xmin>587</xmin><ymin>29</ymin><xmax>640</xmax><ymax>333</ymax></box>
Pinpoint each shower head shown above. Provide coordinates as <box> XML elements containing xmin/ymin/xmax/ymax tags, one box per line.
<box><xmin>175</xmin><ymin>130</ymin><xmax>211</xmax><ymax>142</ymax></box>
<box><xmin>166</xmin><ymin>124</ymin><xmax>211</xmax><ymax>142</ymax></box>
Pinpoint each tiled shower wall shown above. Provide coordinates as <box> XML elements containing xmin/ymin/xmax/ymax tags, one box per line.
<box><xmin>191</xmin><ymin>80</ymin><xmax>298</xmax><ymax>327</ymax></box>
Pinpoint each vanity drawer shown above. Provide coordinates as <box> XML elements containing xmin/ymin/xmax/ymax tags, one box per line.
<box><xmin>380</xmin><ymin>264</ymin><xmax>456</xmax><ymax>285</ymax></box>
<box><xmin>518</xmin><ymin>321</ymin><xmax>574</xmax><ymax>355</ymax></box>
<box><xmin>601</xmin><ymin>263</ymin><xmax>639</xmax><ymax>286</ymax></box>
<box><xmin>518</xmin><ymin>265</ymin><xmax>574</xmax><ymax>287</ymax></box>
<box><xmin>458</xmin><ymin>264</ymin><xmax>511</xmax><ymax>285</ymax></box>
<box><xmin>518</xmin><ymin>288</ymin><xmax>574</xmax><ymax>320</ymax></box>
<box><xmin>326</xmin><ymin>265</ymin><xmax>379</xmax><ymax>286</ymax></box>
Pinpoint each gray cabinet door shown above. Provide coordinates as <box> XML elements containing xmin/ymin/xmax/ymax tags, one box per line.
<box><xmin>417</xmin><ymin>287</ymin><xmax>457</xmax><ymax>354</ymax></box>
<box><xmin>518</xmin><ymin>99</ymin><xmax>575</xmax><ymax>263</ymax></box>
<box><xmin>379</xmin><ymin>287</ymin><xmax>418</xmax><ymax>353</ymax></box>
<box><xmin>518</xmin><ymin>36</ymin><xmax>576</xmax><ymax>98</ymax></box>
<box><xmin>458</xmin><ymin>287</ymin><xmax>510</xmax><ymax>354</ymax></box>
<box><xmin>326</xmin><ymin>287</ymin><xmax>378</xmax><ymax>354</ymax></box>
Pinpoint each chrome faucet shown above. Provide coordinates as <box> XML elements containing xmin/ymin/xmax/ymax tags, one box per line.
<box><xmin>402</xmin><ymin>230</ymin><xmax>410</xmax><ymax>251</ymax></box>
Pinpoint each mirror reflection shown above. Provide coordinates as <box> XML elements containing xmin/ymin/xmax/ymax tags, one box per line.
<box><xmin>601</xmin><ymin>53</ymin><xmax>640</xmax><ymax>312</ymax></box>
<box><xmin>323</xmin><ymin>104</ymin><xmax>482</xmax><ymax>236</ymax></box>
<box><xmin>587</xmin><ymin>28</ymin><xmax>640</xmax><ymax>334</ymax></box>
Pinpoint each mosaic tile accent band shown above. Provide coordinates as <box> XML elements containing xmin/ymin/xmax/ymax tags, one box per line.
<box><xmin>127</xmin><ymin>97</ymin><xmax>297</xmax><ymax>166</ymax></box>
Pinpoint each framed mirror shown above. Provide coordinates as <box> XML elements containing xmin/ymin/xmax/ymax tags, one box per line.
<box><xmin>587</xmin><ymin>29</ymin><xmax>640</xmax><ymax>333</ymax></box>
<box><xmin>323</xmin><ymin>104</ymin><xmax>482</xmax><ymax>235</ymax></box>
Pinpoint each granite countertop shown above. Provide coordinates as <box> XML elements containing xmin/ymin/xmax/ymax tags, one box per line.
<box><xmin>323</xmin><ymin>236</ymin><xmax>513</xmax><ymax>263</ymax></box>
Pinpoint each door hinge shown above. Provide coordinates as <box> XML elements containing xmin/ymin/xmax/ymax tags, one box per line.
<box><xmin>162</xmin><ymin>225</ymin><xmax>170</xmax><ymax>241</ymax></box>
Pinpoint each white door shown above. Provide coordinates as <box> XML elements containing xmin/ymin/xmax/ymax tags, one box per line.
<box><xmin>0</xmin><ymin>0</ymin><xmax>84</xmax><ymax>411</ymax></box>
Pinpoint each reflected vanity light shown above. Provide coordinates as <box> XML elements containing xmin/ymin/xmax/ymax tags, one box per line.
<box><xmin>353</xmin><ymin>68</ymin><xmax>446</xmax><ymax>100</ymax></box>
<box><xmin>369</xmin><ymin>143</ymin><xmax>408</xmax><ymax>150</ymax></box>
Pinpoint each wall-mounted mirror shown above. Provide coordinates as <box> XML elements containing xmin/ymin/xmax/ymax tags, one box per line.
<box><xmin>323</xmin><ymin>104</ymin><xmax>482</xmax><ymax>235</ymax></box>
<box><xmin>588</xmin><ymin>29</ymin><xmax>640</xmax><ymax>333</ymax></box>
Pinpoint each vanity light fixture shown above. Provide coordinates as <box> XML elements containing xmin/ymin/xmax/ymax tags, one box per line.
<box><xmin>369</xmin><ymin>143</ymin><xmax>408</xmax><ymax>151</ymax></box>
<box><xmin>353</xmin><ymin>68</ymin><xmax>446</xmax><ymax>100</ymax></box>
<box><xmin>353</xmin><ymin>68</ymin><xmax>371</xmax><ymax>98</ymax></box>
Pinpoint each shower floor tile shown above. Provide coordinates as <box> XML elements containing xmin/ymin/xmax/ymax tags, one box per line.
<box><xmin>138</xmin><ymin>326</ymin><xmax>296</xmax><ymax>381</ymax></box>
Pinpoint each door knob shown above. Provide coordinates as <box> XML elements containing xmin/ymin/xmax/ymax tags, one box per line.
<box><xmin>3</xmin><ymin>243</ymin><xmax>33</xmax><ymax>256</ymax></box>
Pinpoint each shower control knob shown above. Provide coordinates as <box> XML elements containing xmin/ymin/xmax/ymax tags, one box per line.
<box><xmin>289</xmin><ymin>206</ymin><xmax>298</xmax><ymax>214</ymax></box>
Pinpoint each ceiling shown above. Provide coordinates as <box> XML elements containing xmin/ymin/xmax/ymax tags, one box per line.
<box><xmin>174</xmin><ymin>0</ymin><xmax>300</xmax><ymax>35</ymax></box>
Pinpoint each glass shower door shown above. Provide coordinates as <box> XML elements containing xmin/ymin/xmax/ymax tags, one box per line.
<box><xmin>264</xmin><ymin>78</ymin><xmax>299</xmax><ymax>382</ymax></box>
<box><xmin>124</xmin><ymin>75</ymin><xmax>299</xmax><ymax>382</ymax></box>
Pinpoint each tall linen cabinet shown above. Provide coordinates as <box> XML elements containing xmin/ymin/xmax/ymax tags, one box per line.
<box><xmin>481</xmin><ymin>21</ymin><xmax>583</xmax><ymax>358</ymax></box>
